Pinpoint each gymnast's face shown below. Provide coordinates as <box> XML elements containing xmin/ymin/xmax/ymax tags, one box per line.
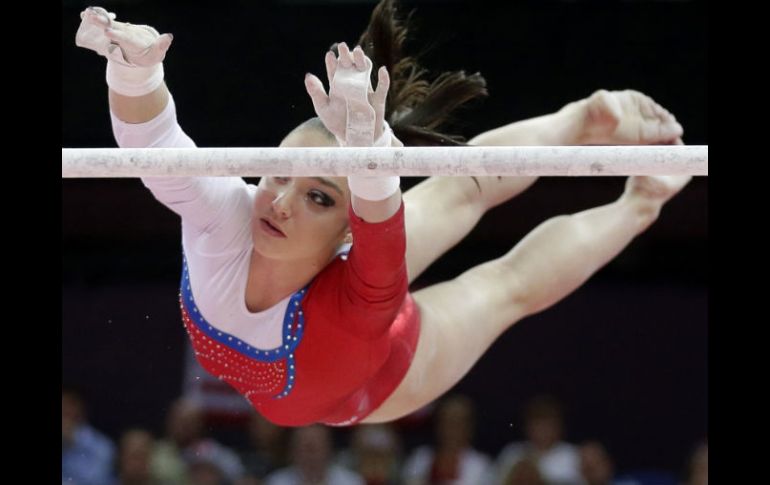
<box><xmin>251</xmin><ymin>126</ymin><xmax>351</xmax><ymax>262</ymax></box>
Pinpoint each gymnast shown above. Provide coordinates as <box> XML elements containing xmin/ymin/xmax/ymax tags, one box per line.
<box><xmin>74</xmin><ymin>0</ymin><xmax>689</xmax><ymax>426</ymax></box>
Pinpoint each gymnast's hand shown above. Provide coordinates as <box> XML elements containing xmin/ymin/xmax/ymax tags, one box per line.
<box><xmin>305</xmin><ymin>43</ymin><xmax>390</xmax><ymax>146</ymax></box>
<box><xmin>75</xmin><ymin>6</ymin><xmax>173</xmax><ymax>67</ymax></box>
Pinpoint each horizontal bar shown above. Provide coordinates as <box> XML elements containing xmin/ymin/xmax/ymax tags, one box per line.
<box><xmin>61</xmin><ymin>145</ymin><xmax>707</xmax><ymax>177</ymax></box>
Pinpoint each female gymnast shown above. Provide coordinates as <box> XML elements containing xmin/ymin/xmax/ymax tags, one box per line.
<box><xmin>74</xmin><ymin>0</ymin><xmax>689</xmax><ymax>427</ymax></box>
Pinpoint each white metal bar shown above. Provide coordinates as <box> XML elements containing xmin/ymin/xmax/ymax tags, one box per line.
<box><xmin>61</xmin><ymin>145</ymin><xmax>708</xmax><ymax>177</ymax></box>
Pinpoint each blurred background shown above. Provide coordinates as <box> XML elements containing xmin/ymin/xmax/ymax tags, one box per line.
<box><xmin>62</xmin><ymin>1</ymin><xmax>707</xmax><ymax>484</ymax></box>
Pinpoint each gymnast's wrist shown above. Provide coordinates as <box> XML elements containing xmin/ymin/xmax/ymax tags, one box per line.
<box><xmin>106</xmin><ymin>59</ymin><xmax>165</xmax><ymax>97</ymax></box>
<box><xmin>346</xmin><ymin>122</ymin><xmax>399</xmax><ymax>200</ymax></box>
<box><xmin>348</xmin><ymin>174</ymin><xmax>400</xmax><ymax>201</ymax></box>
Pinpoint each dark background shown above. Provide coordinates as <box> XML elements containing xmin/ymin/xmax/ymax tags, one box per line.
<box><xmin>62</xmin><ymin>0</ymin><xmax>707</xmax><ymax>477</ymax></box>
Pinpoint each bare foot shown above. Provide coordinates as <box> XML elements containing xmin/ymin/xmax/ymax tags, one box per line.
<box><xmin>626</xmin><ymin>175</ymin><xmax>692</xmax><ymax>202</ymax></box>
<box><xmin>578</xmin><ymin>89</ymin><xmax>684</xmax><ymax>145</ymax></box>
<box><xmin>623</xmin><ymin>174</ymin><xmax>692</xmax><ymax>230</ymax></box>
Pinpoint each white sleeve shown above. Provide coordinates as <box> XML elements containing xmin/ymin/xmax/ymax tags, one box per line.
<box><xmin>110</xmin><ymin>94</ymin><xmax>196</xmax><ymax>149</ymax></box>
<box><xmin>110</xmin><ymin>95</ymin><xmax>251</xmax><ymax>237</ymax></box>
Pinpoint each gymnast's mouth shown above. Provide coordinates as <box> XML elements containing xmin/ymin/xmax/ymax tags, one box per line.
<box><xmin>259</xmin><ymin>218</ymin><xmax>287</xmax><ymax>238</ymax></box>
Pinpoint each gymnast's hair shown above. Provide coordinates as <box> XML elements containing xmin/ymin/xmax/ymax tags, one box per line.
<box><xmin>330</xmin><ymin>0</ymin><xmax>489</xmax><ymax>146</ymax></box>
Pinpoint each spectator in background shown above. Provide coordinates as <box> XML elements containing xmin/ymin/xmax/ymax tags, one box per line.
<box><xmin>185</xmin><ymin>439</ymin><xmax>247</xmax><ymax>485</ymax></box>
<box><xmin>151</xmin><ymin>398</ymin><xmax>203</xmax><ymax>485</ymax></box>
<box><xmin>266</xmin><ymin>425</ymin><xmax>364</xmax><ymax>485</ymax></box>
<box><xmin>501</xmin><ymin>457</ymin><xmax>546</xmax><ymax>485</ymax></box>
<box><xmin>338</xmin><ymin>423</ymin><xmax>403</xmax><ymax>485</ymax></box>
<box><xmin>151</xmin><ymin>397</ymin><xmax>245</xmax><ymax>485</ymax></box>
<box><xmin>579</xmin><ymin>440</ymin><xmax>643</xmax><ymax>485</ymax></box>
<box><xmin>239</xmin><ymin>412</ymin><xmax>290</xmax><ymax>482</ymax></box>
<box><xmin>402</xmin><ymin>394</ymin><xmax>495</xmax><ymax>485</ymax></box>
<box><xmin>496</xmin><ymin>395</ymin><xmax>582</xmax><ymax>485</ymax></box>
<box><xmin>113</xmin><ymin>429</ymin><xmax>161</xmax><ymax>485</ymax></box>
<box><xmin>62</xmin><ymin>387</ymin><xmax>116</xmax><ymax>485</ymax></box>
